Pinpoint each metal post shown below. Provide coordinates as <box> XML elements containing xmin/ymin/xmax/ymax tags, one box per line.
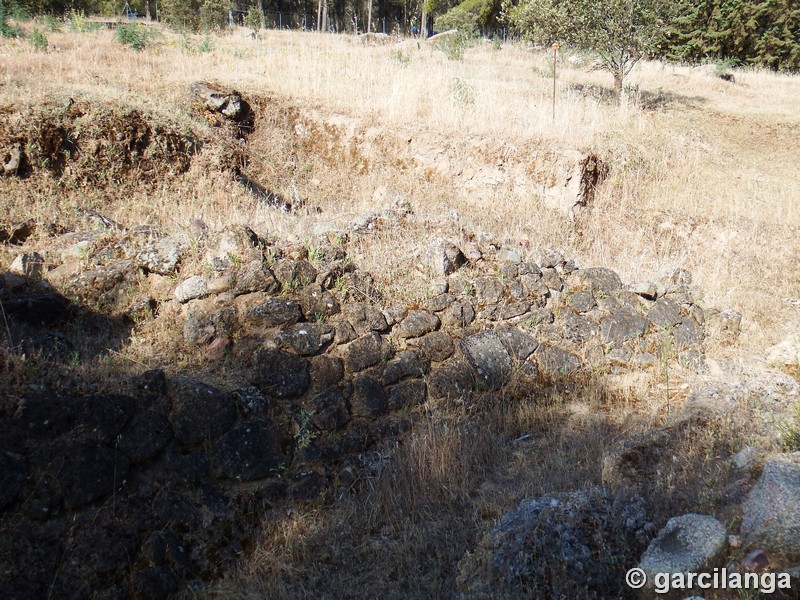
<box><xmin>552</xmin><ymin>43</ymin><xmax>558</xmax><ymax>122</ymax></box>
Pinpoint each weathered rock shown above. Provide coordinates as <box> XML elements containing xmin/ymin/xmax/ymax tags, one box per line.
<box><xmin>413</xmin><ymin>331</ymin><xmax>455</xmax><ymax>363</ymax></box>
<box><xmin>299</xmin><ymin>285</ymin><xmax>340</xmax><ymax>320</ymax></box>
<box><xmin>647</xmin><ymin>298</ymin><xmax>683</xmax><ymax>329</ymax></box>
<box><xmin>212</xmin><ymin>419</ymin><xmax>291</xmax><ymax>481</ymax></box>
<box><xmin>252</xmin><ymin>348</ymin><xmax>310</xmax><ymax>398</ymax></box>
<box><xmin>428</xmin><ymin>358</ymin><xmax>476</xmax><ymax>400</ymax></box>
<box><xmin>495</xmin><ymin>327</ymin><xmax>539</xmax><ymax>360</ymax></box>
<box><xmin>183</xmin><ymin>307</ymin><xmax>235</xmax><ymax>346</ymax></box>
<box><xmin>174</xmin><ymin>276</ymin><xmax>207</xmax><ymax>303</ymax></box>
<box><xmin>333</xmin><ymin>318</ymin><xmax>358</xmax><ymax>344</ymax></box>
<box><xmin>440</xmin><ymin>300</ymin><xmax>476</xmax><ymax>328</ymax></box>
<box><xmin>540</xmin><ymin>267</ymin><xmax>563</xmax><ymax>291</ymax></box>
<box><xmin>350</xmin><ymin>375</ymin><xmax>389</xmax><ymax>418</ymax></box>
<box><xmin>342</xmin><ymin>302</ymin><xmax>389</xmax><ymax>334</ymax></box>
<box><xmin>169</xmin><ymin>379</ymin><xmax>237</xmax><ymax>446</ymax></box>
<box><xmin>426</xmin><ymin>238</ymin><xmax>466</xmax><ymax>276</ymax></box>
<box><xmin>601</xmin><ymin>306</ymin><xmax>649</xmax><ymax>344</ymax></box>
<box><xmin>309</xmin><ymin>355</ymin><xmax>345</xmax><ymax>394</ymax></box>
<box><xmin>397</xmin><ymin>309</ymin><xmax>440</xmax><ymax>339</ymax></box>
<box><xmin>474</xmin><ymin>275</ymin><xmax>504</xmax><ymax>303</ymax></box>
<box><xmin>539</xmin><ymin>248</ymin><xmax>564</xmax><ymax>268</ymax></box>
<box><xmin>310</xmin><ymin>386</ymin><xmax>351</xmax><ymax>431</ymax></box>
<box><xmin>272</xmin><ymin>259</ymin><xmax>317</xmax><ymax>287</ymax></box>
<box><xmin>741</xmin><ymin>452</ymin><xmax>800</xmax><ymax>562</ymax></box>
<box><xmin>766</xmin><ymin>332</ymin><xmax>800</xmax><ymax>366</ymax></box>
<box><xmin>234</xmin><ymin>260</ymin><xmax>279</xmax><ymax>295</ymax></box>
<box><xmin>382</xmin><ymin>350</ymin><xmax>429</xmax><ymax>384</ymax></box>
<box><xmin>672</xmin><ymin>319</ymin><xmax>703</xmax><ymax>349</ymax></box>
<box><xmin>10</xmin><ymin>252</ymin><xmax>45</xmax><ymax>279</ymax></box>
<box><xmin>0</xmin><ymin>451</ymin><xmax>27</xmax><ymax>510</ymax></box>
<box><xmin>136</xmin><ymin>238</ymin><xmax>182</xmax><ymax>275</ymax></box>
<box><xmin>51</xmin><ymin>435</ymin><xmax>131</xmax><ymax>509</ymax></box>
<box><xmin>233</xmin><ymin>386</ymin><xmax>268</xmax><ymax>417</ymax></box>
<box><xmin>563</xmin><ymin>313</ymin><xmax>599</xmax><ymax>344</ymax></box>
<box><xmin>274</xmin><ymin>323</ymin><xmax>335</xmax><ymax>356</ymax></box>
<box><xmin>671</xmin><ymin>268</ymin><xmax>692</xmax><ymax>285</ymax></box>
<box><xmin>638</xmin><ymin>514</ymin><xmax>727</xmax><ymax>595</ymax></box>
<box><xmin>732</xmin><ymin>446</ymin><xmax>761</xmax><ymax>471</ymax></box>
<box><xmin>460</xmin><ymin>331</ymin><xmax>512</xmax><ymax>391</ymax></box>
<box><xmin>388</xmin><ymin>380</ymin><xmax>427</xmax><ymax>410</ymax></box>
<box><xmin>118</xmin><ymin>411</ymin><xmax>174</xmax><ymax>462</ymax></box>
<box><xmin>571</xmin><ymin>267</ymin><xmax>622</xmax><ymax>294</ymax></box>
<box><xmin>457</xmin><ymin>487</ymin><xmax>648</xmax><ymax>599</ymax></box>
<box><xmin>191</xmin><ymin>81</ymin><xmax>249</xmax><ymax>120</ymax></box>
<box><xmin>567</xmin><ymin>291</ymin><xmax>596</xmax><ymax>313</ymax></box>
<box><xmin>705</xmin><ymin>309</ymin><xmax>741</xmax><ymax>344</ymax></box>
<box><xmin>249</xmin><ymin>298</ymin><xmax>302</xmax><ymax>327</ymax></box>
<box><xmin>534</xmin><ymin>344</ymin><xmax>581</xmax><ymax>377</ymax></box>
<box><xmin>73</xmin><ymin>393</ymin><xmax>138</xmax><ymax>445</ymax></box>
<box><xmin>520</xmin><ymin>273</ymin><xmax>550</xmax><ymax>298</ymax></box>
<box><xmin>343</xmin><ymin>333</ymin><xmax>393</xmax><ymax>372</ymax></box>
<box><xmin>629</xmin><ymin>281</ymin><xmax>658</xmax><ymax>300</ymax></box>
<box><xmin>424</xmin><ymin>293</ymin><xmax>454</xmax><ymax>312</ymax></box>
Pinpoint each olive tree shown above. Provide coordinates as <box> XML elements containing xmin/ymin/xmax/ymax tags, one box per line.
<box><xmin>508</xmin><ymin>0</ymin><xmax>673</xmax><ymax>98</ymax></box>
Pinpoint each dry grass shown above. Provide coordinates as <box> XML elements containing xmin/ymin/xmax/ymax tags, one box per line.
<box><xmin>2</xmin><ymin>22</ymin><xmax>800</xmax><ymax>597</ymax></box>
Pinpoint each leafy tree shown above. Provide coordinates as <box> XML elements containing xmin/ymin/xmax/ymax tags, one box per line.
<box><xmin>508</xmin><ymin>0</ymin><xmax>674</xmax><ymax>97</ymax></box>
<box><xmin>662</xmin><ymin>0</ymin><xmax>800</xmax><ymax>71</ymax></box>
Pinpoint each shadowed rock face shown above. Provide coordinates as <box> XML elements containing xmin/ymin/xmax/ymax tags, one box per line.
<box><xmin>1</xmin><ymin>223</ymin><xmax>728</xmax><ymax>598</ymax></box>
<box><xmin>741</xmin><ymin>452</ymin><xmax>800</xmax><ymax>562</ymax></box>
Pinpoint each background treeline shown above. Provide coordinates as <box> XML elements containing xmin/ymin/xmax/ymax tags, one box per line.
<box><xmin>1</xmin><ymin>0</ymin><xmax>798</xmax><ymax>71</ymax></box>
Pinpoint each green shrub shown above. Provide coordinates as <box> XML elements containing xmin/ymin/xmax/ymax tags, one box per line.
<box><xmin>29</xmin><ymin>27</ymin><xmax>47</xmax><ymax>51</ymax></box>
<box><xmin>42</xmin><ymin>14</ymin><xmax>61</xmax><ymax>32</ymax></box>
<box><xmin>434</xmin><ymin>30</ymin><xmax>476</xmax><ymax>61</ymax></box>
<box><xmin>435</xmin><ymin>5</ymin><xmax>479</xmax><ymax>36</ymax></box>
<box><xmin>68</xmin><ymin>9</ymin><xmax>101</xmax><ymax>32</ymax></box>
<box><xmin>0</xmin><ymin>0</ymin><xmax>21</xmax><ymax>37</ymax></box>
<box><xmin>115</xmin><ymin>23</ymin><xmax>152</xmax><ymax>50</ymax></box>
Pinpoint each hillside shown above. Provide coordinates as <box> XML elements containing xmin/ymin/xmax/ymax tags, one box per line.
<box><xmin>1</xmin><ymin>23</ymin><xmax>800</xmax><ymax>599</ymax></box>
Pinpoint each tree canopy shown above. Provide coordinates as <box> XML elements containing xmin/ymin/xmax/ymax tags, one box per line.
<box><xmin>507</xmin><ymin>0</ymin><xmax>674</xmax><ymax>95</ymax></box>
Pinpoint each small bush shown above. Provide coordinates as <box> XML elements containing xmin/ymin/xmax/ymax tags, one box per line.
<box><xmin>450</xmin><ymin>77</ymin><xmax>475</xmax><ymax>105</ymax></box>
<box><xmin>42</xmin><ymin>15</ymin><xmax>61</xmax><ymax>32</ymax></box>
<box><xmin>435</xmin><ymin>5</ymin><xmax>479</xmax><ymax>37</ymax></box>
<box><xmin>116</xmin><ymin>23</ymin><xmax>152</xmax><ymax>51</ymax></box>
<box><xmin>29</xmin><ymin>27</ymin><xmax>47</xmax><ymax>51</ymax></box>
<box><xmin>779</xmin><ymin>404</ymin><xmax>800</xmax><ymax>451</ymax></box>
<box><xmin>434</xmin><ymin>31</ymin><xmax>476</xmax><ymax>61</ymax></box>
<box><xmin>0</xmin><ymin>0</ymin><xmax>21</xmax><ymax>37</ymax></box>
<box><xmin>68</xmin><ymin>9</ymin><xmax>101</xmax><ymax>32</ymax></box>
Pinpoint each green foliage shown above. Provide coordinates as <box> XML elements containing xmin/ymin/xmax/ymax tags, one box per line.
<box><xmin>67</xmin><ymin>8</ymin><xmax>100</xmax><ymax>32</ymax></box>
<box><xmin>115</xmin><ymin>22</ymin><xmax>153</xmax><ymax>50</ymax></box>
<box><xmin>779</xmin><ymin>403</ymin><xmax>800</xmax><ymax>451</ymax></box>
<box><xmin>436</xmin><ymin>5</ymin><xmax>479</xmax><ymax>35</ymax></box>
<box><xmin>29</xmin><ymin>25</ymin><xmax>46</xmax><ymax>49</ymax></box>
<box><xmin>199</xmin><ymin>0</ymin><xmax>229</xmax><ymax>30</ymax></box>
<box><xmin>244</xmin><ymin>4</ymin><xmax>262</xmax><ymax>35</ymax></box>
<box><xmin>450</xmin><ymin>77</ymin><xmax>475</xmax><ymax>104</ymax></box>
<box><xmin>508</xmin><ymin>0</ymin><xmax>674</xmax><ymax>94</ymax></box>
<box><xmin>661</xmin><ymin>0</ymin><xmax>800</xmax><ymax>71</ymax></box>
<box><xmin>42</xmin><ymin>14</ymin><xmax>60</xmax><ymax>31</ymax></box>
<box><xmin>0</xmin><ymin>0</ymin><xmax>21</xmax><ymax>37</ymax></box>
<box><xmin>433</xmin><ymin>30</ymin><xmax>477</xmax><ymax>60</ymax></box>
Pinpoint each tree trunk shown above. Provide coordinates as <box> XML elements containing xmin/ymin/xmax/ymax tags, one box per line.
<box><xmin>420</xmin><ymin>9</ymin><xmax>427</xmax><ymax>39</ymax></box>
<box><xmin>257</xmin><ymin>0</ymin><xmax>265</xmax><ymax>29</ymax></box>
<box><xmin>613</xmin><ymin>68</ymin><xmax>624</xmax><ymax>103</ymax></box>
<box><xmin>367</xmin><ymin>0</ymin><xmax>372</xmax><ymax>32</ymax></box>
<box><xmin>144</xmin><ymin>0</ymin><xmax>151</xmax><ymax>20</ymax></box>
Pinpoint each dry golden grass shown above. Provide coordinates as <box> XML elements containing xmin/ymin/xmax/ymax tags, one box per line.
<box><xmin>2</xmin><ymin>22</ymin><xmax>800</xmax><ymax>597</ymax></box>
